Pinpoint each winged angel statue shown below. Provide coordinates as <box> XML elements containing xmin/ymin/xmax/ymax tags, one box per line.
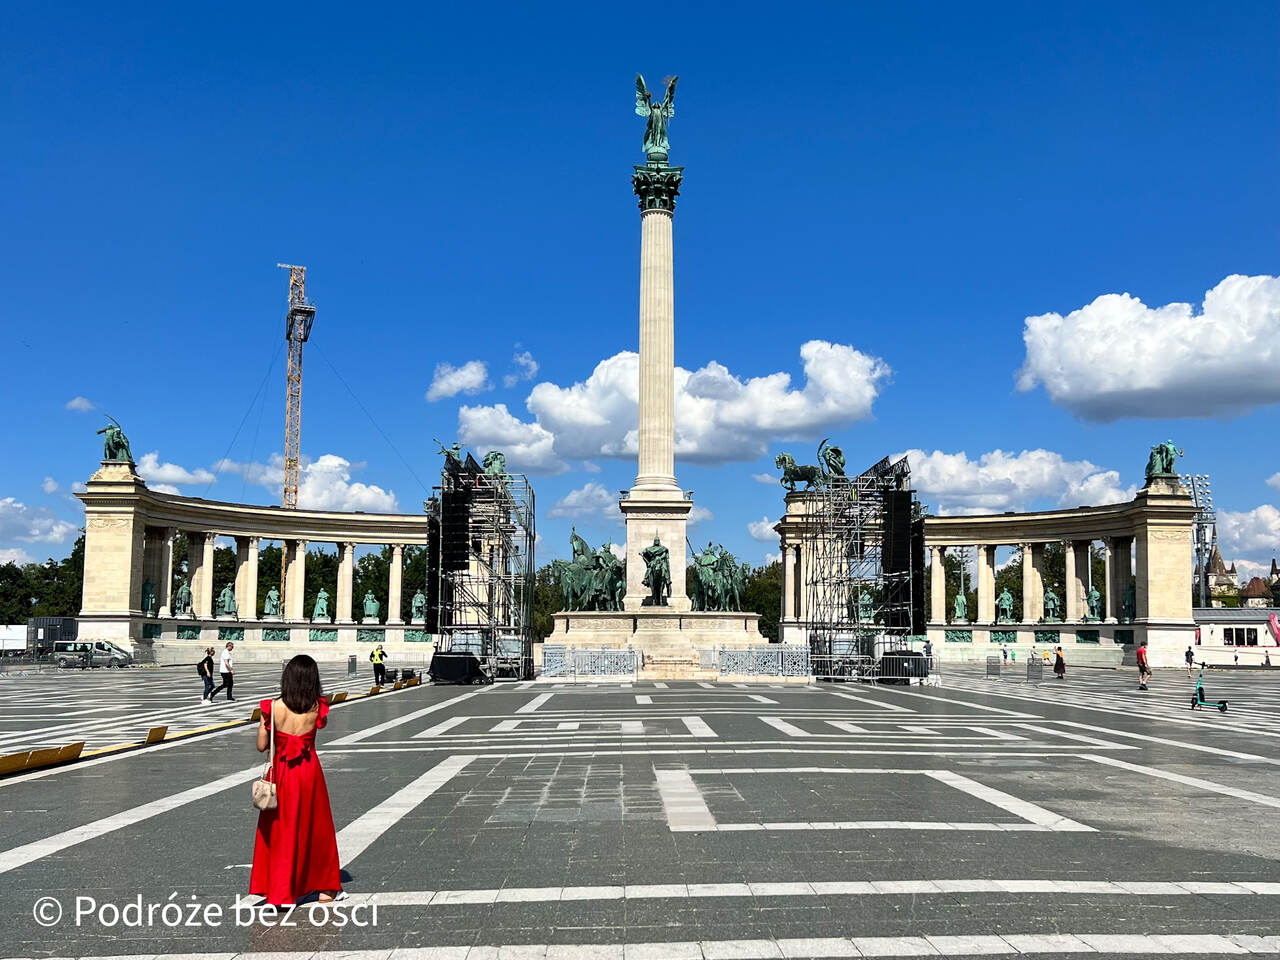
<box><xmin>635</xmin><ymin>73</ymin><xmax>678</xmax><ymax>161</ymax></box>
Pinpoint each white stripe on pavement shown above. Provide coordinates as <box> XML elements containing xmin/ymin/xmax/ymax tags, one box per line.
<box><xmin>516</xmin><ymin>692</ymin><xmax>553</xmax><ymax>713</ymax></box>
<box><xmin>336</xmin><ymin>755</ymin><xmax>475</xmax><ymax>865</ymax></box>
<box><xmin>331</xmin><ymin>687</ymin><xmax>491</xmax><ymax>745</ymax></box>
<box><xmin>23</xmin><ymin>931</ymin><xmax>1280</xmax><ymax>956</ymax></box>
<box><xmin>0</xmin><ymin>764</ymin><xmax>261</xmax><ymax>874</ymax></box>
<box><xmin>1084</xmin><ymin>753</ymin><xmax>1280</xmax><ymax>809</ymax></box>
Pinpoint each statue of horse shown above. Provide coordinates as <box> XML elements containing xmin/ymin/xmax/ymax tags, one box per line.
<box><xmin>774</xmin><ymin>452</ymin><xmax>826</xmax><ymax>492</ymax></box>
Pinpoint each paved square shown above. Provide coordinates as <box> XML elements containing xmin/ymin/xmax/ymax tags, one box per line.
<box><xmin>4</xmin><ymin>667</ymin><xmax>1280</xmax><ymax>958</ymax></box>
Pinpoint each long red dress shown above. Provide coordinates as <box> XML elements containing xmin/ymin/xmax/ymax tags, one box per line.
<box><xmin>249</xmin><ymin>698</ymin><xmax>342</xmax><ymax>905</ymax></box>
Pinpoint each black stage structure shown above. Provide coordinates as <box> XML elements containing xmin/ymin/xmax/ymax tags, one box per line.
<box><xmin>428</xmin><ymin>452</ymin><xmax>536</xmax><ymax>683</ymax></box>
<box><xmin>805</xmin><ymin>455</ymin><xmax>925</xmax><ymax>675</ymax></box>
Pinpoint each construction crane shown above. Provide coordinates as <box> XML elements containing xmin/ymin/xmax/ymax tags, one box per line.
<box><xmin>277</xmin><ymin>264</ymin><xmax>316</xmax><ymax>611</ymax></box>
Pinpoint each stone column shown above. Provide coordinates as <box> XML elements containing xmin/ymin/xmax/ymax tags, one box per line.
<box><xmin>976</xmin><ymin>545</ymin><xmax>996</xmax><ymax>622</ymax></box>
<box><xmin>193</xmin><ymin>533</ymin><xmax>216</xmax><ymax>619</ymax></box>
<box><xmin>285</xmin><ymin>540</ymin><xmax>308</xmax><ymax>620</ymax></box>
<box><xmin>1111</xmin><ymin>536</ymin><xmax>1133</xmax><ymax>621</ymax></box>
<box><xmin>930</xmin><ymin>546</ymin><xmax>946</xmax><ymax>622</ymax></box>
<box><xmin>387</xmin><ymin>543</ymin><xmax>405</xmax><ymax>624</ymax></box>
<box><xmin>622</xmin><ymin>162</ymin><xmax>692</xmax><ymax>612</ymax></box>
<box><xmin>1063</xmin><ymin>540</ymin><xmax>1078</xmax><ymax>622</ymax></box>
<box><xmin>794</xmin><ymin>545</ymin><xmax>804</xmax><ymax>621</ymax></box>
<box><xmin>1072</xmin><ymin>541</ymin><xmax>1091</xmax><ymax>621</ymax></box>
<box><xmin>1103</xmin><ymin>537</ymin><xmax>1116</xmax><ymax>621</ymax></box>
<box><xmin>235</xmin><ymin>537</ymin><xmax>259</xmax><ymax>618</ymax></box>
<box><xmin>157</xmin><ymin>528</ymin><xmax>176</xmax><ymax>617</ymax></box>
<box><xmin>336</xmin><ymin>542</ymin><xmax>355</xmax><ymax>623</ymax></box>
<box><xmin>1023</xmin><ymin>543</ymin><xmax>1045</xmax><ymax>622</ymax></box>
<box><xmin>634</xmin><ymin>205</ymin><xmax>677</xmax><ymax>490</ymax></box>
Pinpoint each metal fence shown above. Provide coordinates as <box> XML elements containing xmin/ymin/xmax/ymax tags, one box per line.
<box><xmin>811</xmin><ymin>654</ymin><xmax>939</xmax><ymax>684</ymax></box>
<box><xmin>540</xmin><ymin>645</ymin><xmax>638</xmax><ymax>680</ymax></box>
<box><xmin>710</xmin><ymin>644</ymin><xmax>811</xmax><ymax>678</ymax></box>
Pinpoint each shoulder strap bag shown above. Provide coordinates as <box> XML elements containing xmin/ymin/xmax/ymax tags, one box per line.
<box><xmin>251</xmin><ymin>700</ymin><xmax>278</xmax><ymax>811</ymax></box>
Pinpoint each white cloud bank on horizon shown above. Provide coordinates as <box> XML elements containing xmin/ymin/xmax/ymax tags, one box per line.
<box><xmin>0</xmin><ymin>497</ymin><xmax>78</xmax><ymax>546</ymax></box>
<box><xmin>426</xmin><ymin>360</ymin><xmax>492</xmax><ymax>402</ymax></box>
<box><xmin>214</xmin><ymin>453</ymin><xmax>398</xmax><ymax>512</ymax></box>
<box><xmin>548</xmin><ymin>482</ymin><xmax>615</xmax><ymax>519</ymax></box>
<box><xmin>459</xmin><ymin>341</ymin><xmax>890</xmax><ymax>473</ymax></box>
<box><xmin>1016</xmin><ymin>274</ymin><xmax>1280</xmax><ymax>420</ymax></box>
<box><xmin>136</xmin><ymin>452</ymin><xmax>216</xmax><ymax>491</ymax></box>
<box><xmin>748</xmin><ymin>516</ymin><xmax>779</xmax><ymax>543</ymax></box>
<box><xmin>902</xmin><ymin>448</ymin><xmax>1136</xmax><ymax>516</ymax></box>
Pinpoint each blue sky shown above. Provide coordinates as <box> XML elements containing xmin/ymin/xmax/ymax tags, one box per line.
<box><xmin>2</xmin><ymin>2</ymin><xmax>1278</xmax><ymax>576</ymax></box>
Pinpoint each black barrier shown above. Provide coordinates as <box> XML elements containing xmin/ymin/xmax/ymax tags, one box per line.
<box><xmin>429</xmin><ymin>651</ymin><xmax>493</xmax><ymax>685</ymax></box>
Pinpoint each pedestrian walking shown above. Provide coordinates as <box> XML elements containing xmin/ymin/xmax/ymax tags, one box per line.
<box><xmin>1185</xmin><ymin>645</ymin><xmax>1195</xmax><ymax>678</ymax></box>
<box><xmin>1267</xmin><ymin>651</ymin><xmax>1273</xmax><ymax>668</ymax></box>
<box><xmin>1001</xmin><ymin>646</ymin><xmax>1008</xmax><ymax>664</ymax></box>
<box><xmin>250</xmin><ymin>654</ymin><xmax>343</xmax><ymax>908</ymax></box>
<box><xmin>1136</xmin><ymin>639</ymin><xmax>1151</xmax><ymax>690</ymax></box>
<box><xmin>1234</xmin><ymin>650</ymin><xmax>1239</xmax><ymax>666</ymax></box>
<box><xmin>209</xmin><ymin>641</ymin><xmax>237</xmax><ymax>702</ymax></box>
<box><xmin>198</xmin><ymin>646</ymin><xmax>216</xmax><ymax>702</ymax></box>
<box><xmin>1053</xmin><ymin>646</ymin><xmax>1066</xmax><ymax>679</ymax></box>
<box><xmin>369</xmin><ymin>644</ymin><xmax>387</xmax><ymax>686</ymax></box>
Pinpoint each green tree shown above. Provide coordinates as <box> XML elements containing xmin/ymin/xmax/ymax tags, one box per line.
<box><xmin>257</xmin><ymin>543</ymin><xmax>283</xmax><ymax>615</ymax></box>
<box><xmin>306</xmin><ymin>548</ymin><xmax>341</xmax><ymax>620</ymax></box>
<box><xmin>531</xmin><ymin>563</ymin><xmax>561</xmax><ymax>642</ymax></box>
<box><xmin>741</xmin><ymin>561</ymin><xmax>782</xmax><ymax>641</ymax></box>
<box><xmin>352</xmin><ymin>548</ymin><xmax>389</xmax><ymax>621</ymax></box>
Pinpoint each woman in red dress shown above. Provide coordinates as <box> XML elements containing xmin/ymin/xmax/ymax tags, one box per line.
<box><xmin>249</xmin><ymin>654</ymin><xmax>343</xmax><ymax>906</ymax></box>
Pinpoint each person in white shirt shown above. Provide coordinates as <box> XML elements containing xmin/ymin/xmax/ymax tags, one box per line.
<box><xmin>209</xmin><ymin>642</ymin><xmax>237</xmax><ymax>702</ymax></box>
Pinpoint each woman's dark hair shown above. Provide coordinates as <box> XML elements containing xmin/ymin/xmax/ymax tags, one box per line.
<box><xmin>280</xmin><ymin>655</ymin><xmax>323</xmax><ymax>714</ymax></box>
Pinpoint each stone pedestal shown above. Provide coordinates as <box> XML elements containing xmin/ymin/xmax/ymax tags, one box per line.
<box><xmin>621</xmin><ymin>492</ymin><xmax>692</xmax><ymax>612</ymax></box>
<box><xmin>410</xmin><ymin>617</ymin><xmax>425</xmax><ymax>626</ymax></box>
<box><xmin>549</xmin><ymin>608</ymin><xmax>765</xmax><ymax>679</ymax></box>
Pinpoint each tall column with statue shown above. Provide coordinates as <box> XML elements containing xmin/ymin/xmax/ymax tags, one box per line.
<box><xmin>621</xmin><ymin>72</ymin><xmax>693</xmax><ymax>612</ymax></box>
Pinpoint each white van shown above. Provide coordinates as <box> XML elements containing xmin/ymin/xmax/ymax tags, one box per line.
<box><xmin>53</xmin><ymin>641</ymin><xmax>134</xmax><ymax>668</ymax></box>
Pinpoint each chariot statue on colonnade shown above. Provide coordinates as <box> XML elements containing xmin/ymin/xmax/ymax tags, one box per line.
<box><xmin>774</xmin><ymin>438</ymin><xmax>847</xmax><ymax>493</ymax></box>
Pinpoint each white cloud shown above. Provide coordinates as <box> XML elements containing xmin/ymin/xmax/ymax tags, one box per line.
<box><xmin>751</xmin><ymin>473</ymin><xmax>776</xmax><ymax>485</ymax></box>
<box><xmin>688</xmin><ymin>505</ymin><xmax>713</xmax><ymax>526</ymax></box>
<box><xmin>41</xmin><ymin>477</ymin><xmax>59</xmax><ymax>495</ymax></box>
<box><xmin>1233</xmin><ymin>559</ymin><xmax>1272</xmax><ymax>581</ymax></box>
<box><xmin>136</xmin><ymin>452</ymin><xmax>217</xmax><ymax>488</ymax></box>
<box><xmin>1218</xmin><ymin>504</ymin><xmax>1280</xmax><ymax>557</ymax></box>
<box><xmin>748</xmin><ymin>516</ymin><xmax>779</xmax><ymax>543</ymax></box>
<box><xmin>151</xmin><ymin>484</ymin><xmax>182</xmax><ymax>496</ymax></box>
<box><xmin>763</xmin><ymin>551</ymin><xmax>782</xmax><ymax>566</ymax></box>
<box><xmin>0</xmin><ymin>547</ymin><xmax>33</xmax><ymax>564</ymax></box>
<box><xmin>426</xmin><ymin>360</ymin><xmax>491</xmax><ymax>402</ymax></box>
<box><xmin>902</xmin><ymin>448</ymin><xmax>1136</xmax><ymax>516</ymax></box>
<box><xmin>0</xmin><ymin>497</ymin><xmax>78</xmax><ymax>544</ymax></box>
<box><xmin>71</xmin><ymin>482</ymin><xmax>87</xmax><ymax>494</ymax></box>
<box><xmin>548</xmin><ymin>482</ymin><xmax>615</xmax><ymax>518</ymax></box>
<box><xmin>1016</xmin><ymin>274</ymin><xmax>1280</xmax><ymax>420</ymax></box>
<box><xmin>503</xmin><ymin>350</ymin><xmax>539</xmax><ymax>388</ymax></box>
<box><xmin>65</xmin><ymin>396</ymin><xmax>94</xmax><ymax>412</ymax></box>
<box><xmin>607</xmin><ymin>541</ymin><xmax>626</xmax><ymax>561</ymax></box>
<box><xmin>215</xmin><ymin>453</ymin><xmax>398</xmax><ymax>512</ymax></box>
<box><xmin>1268</xmin><ymin>473</ymin><xmax>1280</xmax><ymax>494</ymax></box>
<box><xmin>461</xmin><ymin>341</ymin><xmax>890</xmax><ymax>470</ymax></box>
<box><xmin>457</xmin><ymin>403</ymin><xmax>563</xmax><ymax>474</ymax></box>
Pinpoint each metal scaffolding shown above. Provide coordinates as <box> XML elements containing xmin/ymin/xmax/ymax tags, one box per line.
<box><xmin>435</xmin><ymin>454</ymin><xmax>536</xmax><ymax>680</ymax></box>
<box><xmin>805</xmin><ymin>455</ymin><xmax>918</xmax><ymax>664</ymax></box>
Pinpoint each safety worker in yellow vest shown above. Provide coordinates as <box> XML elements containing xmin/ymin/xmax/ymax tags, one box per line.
<box><xmin>369</xmin><ymin>644</ymin><xmax>387</xmax><ymax>685</ymax></box>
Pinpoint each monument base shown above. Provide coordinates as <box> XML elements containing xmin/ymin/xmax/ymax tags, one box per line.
<box><xmin>547</xmin><ymin>608</ymin><xmax>766</xmax><ymax>679</ymax></box>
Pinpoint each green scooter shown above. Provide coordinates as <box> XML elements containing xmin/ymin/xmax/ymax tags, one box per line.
<box><xmin>1191</xmin><ymin>662</ymin><xmax>1228</xmax><ymax>712</ymax></box>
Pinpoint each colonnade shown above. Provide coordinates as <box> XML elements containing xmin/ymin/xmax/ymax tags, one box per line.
<box><xmin>76</xmin><ymin>460</ymin><xmax>431</xmax><ymax>652</ymax></box>
<box><xmin>927</xmin><ymin>537</ymin><xmax>1137</xmax><ymax>625</ymax></box>
<box><xmin>138</xmin><ymin>529</ymin><xmax>410</xmax><ymax>624</ymax></box>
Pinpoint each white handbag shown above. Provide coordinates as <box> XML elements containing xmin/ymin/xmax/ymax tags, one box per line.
<box><xmin>251</xmin><ymin>700</ymin><xmax>278</xmax><ymax>811</ymax></box>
